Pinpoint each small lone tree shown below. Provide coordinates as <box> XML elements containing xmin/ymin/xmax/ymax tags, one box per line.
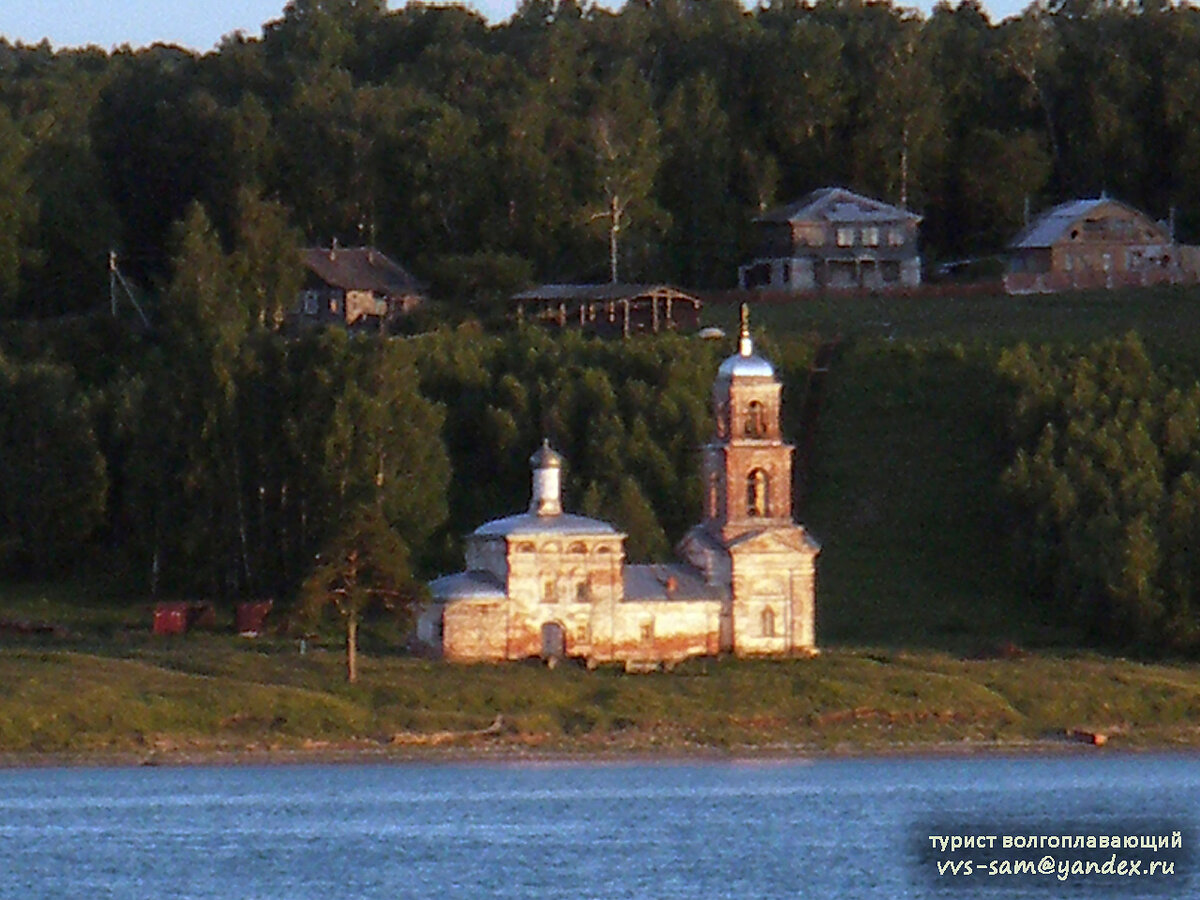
<box><xmin>301</xmin><ymin>504</ymin><xmax>421</xmax><ymax>683</ymax></box>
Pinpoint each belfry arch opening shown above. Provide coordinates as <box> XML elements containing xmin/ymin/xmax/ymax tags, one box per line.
<box><xmin>745</xmin><ymin>401</ymin><xmax>767</xmax><ymax>437</ymax></box>
<box><xmin>747</xmin><ymin>469</ymin><xmax>769</xmax><ymax>517</ymax></box>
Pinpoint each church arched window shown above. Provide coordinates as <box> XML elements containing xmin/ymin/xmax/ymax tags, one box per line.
<box><xmin>747</xmin><ymin>469</ymin><xmax>769</xmax><ymax>517</ymax></box>
<box><xmin>745</xmin><ymin>401</ymin><xmax>766</xmax><ymax>437</ymax></box>
<box><xmin>761</xmin><ymin>607</ymin><xmax>776</xmax><ymax>637</ymax></box>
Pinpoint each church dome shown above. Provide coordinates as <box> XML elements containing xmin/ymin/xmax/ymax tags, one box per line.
<box><xmin>717</xmin><ymin>303</ymin><xmax>775</xmax><ymax>378</ymax></box>
<box><xmin>529</xmin><ymin>439</ymin><xmax>563</xmax><ymax>469</ymax></box>
<box><xmin>717</xmin><ymin>352</ymin><xmax>775</xmax><ymax>379</ymax></box>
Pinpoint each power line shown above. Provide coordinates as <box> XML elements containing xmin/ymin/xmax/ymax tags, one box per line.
<box><xmin>108</xmin><ymin>249</ymin><xmax>150</xmax><ymax>328</ymax></box>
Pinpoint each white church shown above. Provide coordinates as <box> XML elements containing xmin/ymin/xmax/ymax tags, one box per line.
<box><xmin>416</xmin><ymin>310</ymin><xmax>819</xmax><ymax>668</ymax></box>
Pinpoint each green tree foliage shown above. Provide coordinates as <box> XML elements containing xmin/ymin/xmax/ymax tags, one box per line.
<box><xmin>999</xmin><ymin>334</ymin><xmax>1200</xmax><ymax>650</ymax></box>
<box><xmin>98</xmin><ymin>197</ymin><xmax>450</xmax><ymax>600</ymax></box>
<box><xmin>0</xmin><ymin>104</ymin><xmax>36</xmax><ymax>312</ymax></box>
<box><xmin>300</xmin><ymin>502</ymin><xmax>420</xmax><ymax>682</ymax></box>
<box><xmin>0</xmin><ymin>353</ymin><xmax>107</xmax><ymax>574</ymax></box>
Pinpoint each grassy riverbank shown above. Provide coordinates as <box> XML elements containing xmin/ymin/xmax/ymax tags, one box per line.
<box><xmin>4</xmin><ymin>625</ymin><xmax>1200</xmax><ymax>759</ymax></box>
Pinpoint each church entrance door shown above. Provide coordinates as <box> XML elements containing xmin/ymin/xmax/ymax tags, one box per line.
<box><xmin>541</xmin><ymin>622</ymin><xmax>566</xmax><ymax>661</ymax></box>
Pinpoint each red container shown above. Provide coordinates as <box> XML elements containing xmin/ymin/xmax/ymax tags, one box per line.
<box><xmin>236</xmin><ymin>601</ymin><xmax>273</xmax><ymax>637</ymax></box>
<box><xmin>153</xmin><ymin>602</ymin><xmax>189</xmax><ymax>636</ymax></box>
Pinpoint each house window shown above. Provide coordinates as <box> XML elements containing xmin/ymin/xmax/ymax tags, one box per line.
<box><xmin>302</xmin><ymin>290</ymin><xmax>319</xmax><ymax>315</ymax></box>
<box><xmin>761</xmin><ymin>607</ymin><xmax>776</xmax><ymax>638</ymax></box>
<box><xmin>836</xmin><ymin>227</ymin><xmax>855</xmax><ymax>247</ymax></box>
<box><xmin>543</xmin><ymin>579</ymin><xmax>558</xmax><ymax>603</ymax></box>
<box><xmin>747</xmin><ymin>469</ymin><xmax>769</xmax><ymax>517</ymax></box>
<box><xmin>793</xmin><ymin>224</ymin><xmax>819</xmax><ymax>246</ymax></box>
<box><xmin>888</xmin><ymin>228</ymin><xmax>905</xmax><ymax>247</ymax></box>
<box><xmin>640</xmin><ymin>620</ymin><xmax>655</xmax><ymax>644</ymax></box>
<box><xmin>861</xmin><ymin>227</ymin><xmax>880</xmax><ymax>247</ymax></box>
<box><xmin>708</xmin><ymin>472</ymin><xmax>720</xmax><ymax>518</ymax></box>
<box><xmin>744</xmin><ymin>263</ymin><xmax>771</xmax><ymax>288</ymax></box>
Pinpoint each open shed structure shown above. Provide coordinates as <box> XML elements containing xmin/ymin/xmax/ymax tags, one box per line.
<box><xmin>512</xmin><ymin>283</ymin><xmax>702</xmax><ymax>337</ymax></box>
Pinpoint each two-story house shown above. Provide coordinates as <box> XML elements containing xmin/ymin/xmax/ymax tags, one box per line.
<box><xmin>1005</xmin><ymin>196</ymin><xmax>1200</xmax><ymax>293</ymax></box>
<box><xmin>739</xmin><ymin>187</ymin><xmax>922</xmax><ymax>291</ymax></box>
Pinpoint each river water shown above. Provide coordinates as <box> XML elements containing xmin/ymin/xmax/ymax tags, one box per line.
<box><xmin>0</xmin><ymin>754</ymin><xmax>1195</xmax><ymax>898</ymax></box>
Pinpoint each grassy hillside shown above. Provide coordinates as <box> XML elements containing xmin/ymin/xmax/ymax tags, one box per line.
<box><xmin>799</xmin><ymin>340</ymin><xmax>1043</xmax><ymax>649</ymax></box>
<box><xmin>715</xmin><ymin>285</ymin><xmax>1200</xmax><ymax>364</ymax></box>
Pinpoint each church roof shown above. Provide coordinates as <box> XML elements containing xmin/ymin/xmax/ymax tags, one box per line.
<box><xmin>623</xmin><ymin>563</ymin><xmax>727</xmax><ymax>602</ymax></box>
<box><xmin>727</xmin><ymin>526</ymin><xmax>822</xmax><ymax>553</ymax></box>
<box><xmin>474</xmin><ymin>511</ymin><xmax>619</xmax><ymax>538</ymax></box>
<box><xmin>428</xmin><ymin>570</ymin><xmax>506</xmax><ymax>601</ymax></box>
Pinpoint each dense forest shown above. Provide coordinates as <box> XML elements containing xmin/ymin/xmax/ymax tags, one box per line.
<box><xmin>9</xmin><ymin>0</ymin><xmax>1200</xmax><ymax>654</ymax></box>
<box><xmin>1000</xmin><ymin>334</ymin><xmax>1200</xmax><ymax>651</ymax></box>
<box><xmin>4</xmin><ymin>0</ymin><xmax>1200</xmax><ymax>317</ymax></box>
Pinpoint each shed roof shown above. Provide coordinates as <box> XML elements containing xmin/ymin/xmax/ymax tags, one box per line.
<box><xmin>301</xmin><ymin>246</ymin><xmax>424</xmax><ymax>296</ymax></box>
<box><xmin>1008</xmin><ymin>197</ymin><xmax>1169</xmax><ymax>249</ymax></box>
<box><xmin>757</xmin><ymin>187</ymin><xmax>920</xmax><ymax>226</ymax></box>
<box><xmin>512</xmin><ymin>283</ymin><xmax>701</xmax><ymax>304</ymax></box>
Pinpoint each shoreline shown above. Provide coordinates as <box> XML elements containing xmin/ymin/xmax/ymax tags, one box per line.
<box><xmin>3</xmin><ymin>735</ymin><xmax>1194</xmax><ymax>770</ymax></box>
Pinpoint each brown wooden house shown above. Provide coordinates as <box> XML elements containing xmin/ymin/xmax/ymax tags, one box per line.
<box><xmin>512</xmin><ymin>283</ymin><xmax>702</xmax><ymax>337</ymax></box>
<box><xmin>1005</xmin><ymin>196</ymin><xmax>1200</xmax><ymax>293</ymax></box>
<box><xmin>296</xmin><ymin>245</ymin><xmax>425</xmax><ymax>329</ymax></box>
<box><xmin>739</xmin><ymin>187</ymin><xmax>922</xmax><ymax>291</ymax></box>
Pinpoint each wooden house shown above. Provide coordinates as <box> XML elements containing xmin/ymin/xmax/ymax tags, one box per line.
<box><xmin>739</xmin><ymin>187</ymin><xmax>922</xmax><ymax>291</ymax></box>
<box><xmin>296</xmin><ymin>245</ymin><xmax>424</xmax><ymax>329</ymax></box>
<box><xmin>512</xmin><ymin>283</ymin><xmax>702</xmax><ymax>337</ymax></box>
<box><xmin>1005</xmin><ymin>197</ymin><xmax>1200</xmax><ymax>293</ymax></box>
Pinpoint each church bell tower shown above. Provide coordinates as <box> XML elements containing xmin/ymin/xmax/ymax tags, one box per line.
<box><xmin>701</xmin><ymin>304</ymin><xmax>795</xmax><ymax>542</ymax></box>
